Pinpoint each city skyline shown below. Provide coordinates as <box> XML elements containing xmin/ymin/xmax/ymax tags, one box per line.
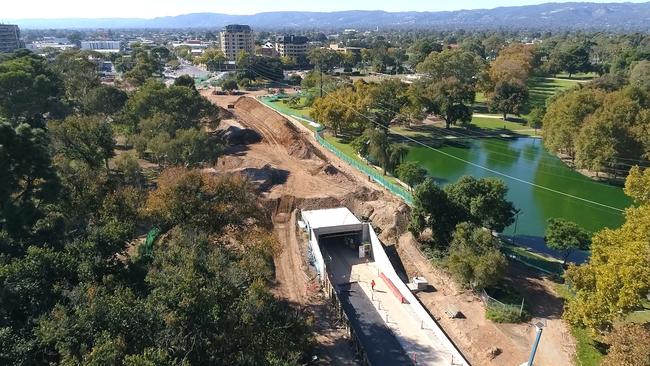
<box><xmin>4</xmin><ymin>0</ymin><xmax>649</xmax><ymax>19</ymax></box>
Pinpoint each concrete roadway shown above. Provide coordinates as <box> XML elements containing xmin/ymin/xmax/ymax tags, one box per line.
<box><xmin>322</xmin><ymin>240</ymin><xmax>455</xmax><ymax>366</ymax></box>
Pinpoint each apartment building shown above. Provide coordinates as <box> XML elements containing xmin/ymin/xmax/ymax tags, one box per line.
<box><xmin>81</xmin><ymin>40</ymin><xmax>121</xmax><ymax>53</ymax></box>
<box><xmin>275</xmin><ymin>35</ymin><xmax>308</xmax><ymax>63</ymax></box>
<box><xmin>0</xmin><ymin>24</ymin><xmax>22</xmax><ymax>53</ymax></box>
<box><xmin>220</xmin><ymin>24</ymin><xmax>254</xmax><ymax>61</ymax></box>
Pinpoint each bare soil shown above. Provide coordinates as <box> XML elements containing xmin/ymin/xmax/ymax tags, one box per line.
<box><xmin>202</xmin><ymin>91</ymin><xmax>576</xmax><ymax>366</ymax></box>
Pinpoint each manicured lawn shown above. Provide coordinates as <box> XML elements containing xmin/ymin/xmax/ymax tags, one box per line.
<box><xmin>470</xmin><ymin>117</ymin><xmax>539</xmax><ymax>136</ymax></box>
<box><xmin>502</xmin><ymin>244</ymin><xmax>565</xmax><ymax>275</ymax></box>
<box><xmin>527</xmin><ymin>77</ymin><xmax>579</xmax><ymax>111</ymax></box>
<box><xmin>471</xmin><ymin>77</ymin><xmax>580</xmax><ymax>135</ymax></box>
<box><xmin>554</xmin><ymin>72</ymin><xmax>598</xmax><ymax>80</ymax></box>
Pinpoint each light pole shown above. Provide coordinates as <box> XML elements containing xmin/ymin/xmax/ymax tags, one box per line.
<box><xmin>524</xmin><ymin>322</ymin><xmax>545</xmax><ymax>366</ymax></box>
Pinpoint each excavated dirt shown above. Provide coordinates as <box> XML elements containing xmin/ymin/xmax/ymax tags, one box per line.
<box><xmin>201</xmin><ymin>91</ymin><xmax>576</xmax><ymax>366</ymax></box>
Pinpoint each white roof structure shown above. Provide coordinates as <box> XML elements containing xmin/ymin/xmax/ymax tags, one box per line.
<box><xmin>302</xmin><ymin>207</ymin><xmax>360</xmax><ymax>229</ymax></box>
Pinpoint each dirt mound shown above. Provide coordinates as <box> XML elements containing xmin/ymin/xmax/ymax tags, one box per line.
<box><xmin>216</xmin><ymin>120</ymin><xmax>262</xmax><ymax>145</ymax></box>
<box><xmin>233</xmin><ymin>97</ymin><xmax>320</xmax><ymax>160</ymax></box>
<box><xmin>235</xmin><ymin>164</ymin><xmax>289</xmax><ymax>191</ymax></box>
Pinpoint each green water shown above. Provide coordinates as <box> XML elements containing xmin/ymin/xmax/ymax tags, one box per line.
<box><xmin>407</xmin><ymin>137</ymin><xmax>631</xmax><ymax>242</ymax></box>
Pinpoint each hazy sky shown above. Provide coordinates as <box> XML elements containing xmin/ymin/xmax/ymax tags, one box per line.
<box><xmin>4</xmin><ymin>0</ymin><xmax>649</xmax><ymax>19</ymax></box>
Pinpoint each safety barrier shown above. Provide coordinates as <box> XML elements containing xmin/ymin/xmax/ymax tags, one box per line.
<box><xmin>379</xmin><ymin>272</ymin><xmax>407</xmax><ymax>304</ymax></box>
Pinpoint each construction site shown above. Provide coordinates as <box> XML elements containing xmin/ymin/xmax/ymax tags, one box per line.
<box><xmin>202</xmin><ymin>90</ymin><xmax>577</xmax><ymax>366</ymax></box>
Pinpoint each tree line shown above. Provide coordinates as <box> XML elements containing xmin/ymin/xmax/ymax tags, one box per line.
<box><xmin>0</xmin><ymin>49</ymin><xmax>313</xmax><ymax>365</ymax></box>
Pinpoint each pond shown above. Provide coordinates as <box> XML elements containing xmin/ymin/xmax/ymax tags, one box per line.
<box><xmin>406</xmin><ymin>137</ymin><xmax>632</xmax><ymax>261</ymax></box>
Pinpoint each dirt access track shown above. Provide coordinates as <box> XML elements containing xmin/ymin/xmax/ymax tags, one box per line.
<box><xmin>202</xmin><ymin>91</ymin><xmax>576</xmax><ymax>366</ymax></box>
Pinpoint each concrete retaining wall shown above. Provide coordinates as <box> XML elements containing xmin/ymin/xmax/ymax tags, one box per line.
<box><xmin>367</xmin><ymin>224</ymin><xmax>470</xmax><ymax>366</ymax></box>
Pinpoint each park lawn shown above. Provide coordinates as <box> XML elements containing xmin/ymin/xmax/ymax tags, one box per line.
<box><xmin>471</xmin><ymin>77</ymin><xmax>580</xmax><ymax>135</ymax></box>
<box><xmin>502</xmin><ymin>244</ymin><xmax>565</xmax><ymax>275</ymax></box>
<box><xmin>527</xmin><ymin>77</ymin><xmax>580</xmax><ymax>111</ymax></box>
<box><xmin>554</xmin><ymin>72</ymin><xmax>598</xmax><ymax>80</ymax></box>
<box><xmin>470</xmin><ymin>117</ymin><xmax>539</xmax><ymax>137</ymax></box>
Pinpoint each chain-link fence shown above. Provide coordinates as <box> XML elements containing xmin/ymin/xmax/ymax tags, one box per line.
<box><xmin>314</xmin><ymin>133</ymin><xmax>413</xmax><ymax>205</ymax></box>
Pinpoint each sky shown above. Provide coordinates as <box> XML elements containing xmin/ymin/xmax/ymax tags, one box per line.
<box><xmin>4</xmin><ymin>0</ymin><xmax>649</xmax><ymax>19</ymax></box>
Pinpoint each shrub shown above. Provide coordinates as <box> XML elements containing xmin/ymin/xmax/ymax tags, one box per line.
<box><xmin>485</xmin><ymin>304</ymin><xmax>529</xmax><ymax>323</ymax></box>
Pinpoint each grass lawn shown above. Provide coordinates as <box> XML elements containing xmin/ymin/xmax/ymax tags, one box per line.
<box><xmin>260</xmin><ymin>97</ymin><xmax>319</xmax><ymax>131</ymax></box>
<box><xmin>572</xmin><ymin>326</ymin><xmax>604</xmax><ymax>366</ymax></box>
<box><xmin>554</xmin><ymin>72</ymin><xmax>598</xmax><ymax>80</ymax></box>
<box><xmin>502</xmin><ymin>244</ymin><xmax>565</xmax><ymax>275</ymax></box>
<box><xmin>470</xmin><ymin>116</ymin><xmax>539</xmax><ymax>137</ymax></box>
<box><xmin>472</xmin><ymin>77</ymin><xmax>581</xmax><ymax>134</ymax></box>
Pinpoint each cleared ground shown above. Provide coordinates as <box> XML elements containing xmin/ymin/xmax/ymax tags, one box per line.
<box><xmin>202</xmin><ymin>90</ymin><xmax>577</xmax><ymax>366</ymax></box>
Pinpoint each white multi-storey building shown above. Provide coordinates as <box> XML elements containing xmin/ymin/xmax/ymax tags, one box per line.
<box><xmin>220</xmin><ymin>24</ymin><xmax>254</xmax><ymax>61</ymax></box>
<box><xmin>81</xmin><ymin>40</ymin><xmax>121</xmax><ymax>53</ymax></box>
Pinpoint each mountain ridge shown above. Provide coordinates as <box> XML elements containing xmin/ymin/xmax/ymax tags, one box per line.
<box><xmin>7</xmin><ymin>2</ymin><xmax>650</xmax><ymax>30</ymax></box>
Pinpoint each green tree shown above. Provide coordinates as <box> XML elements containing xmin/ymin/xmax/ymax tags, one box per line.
<box><xmin>527</xmin><ymin>106</ymin><xmax>544</xmax><ymax>133</ymax></box>
<box><xmin>487</xmin><ymin>80</ymin><xmax>529</xmax><ymax>120</ymax></box>
<box><xmin>194</xmin><ymin>48</ymin><xmax>226</xmax><ymax>71</ymax></box>
<box><xmin>53</xmin><ymin>50</ymin><xmax>100</xmax><ymax>108</ymax></box>
<box><xmin>445</xmin><ymin>176</ymin><xmax>516</xmax><ymax>233</ymax></box>
<box><xmin>173</xmin><ymin>74</ymin><xmax>196</xmax><ymax>90</ymax></box>
<box><xmin>114</xmin><ymin>153</ymin><xmax>144</xmax><ymax>187</ymax></box>
<box><xmin>548</xmin><ymin>41</ymin><xmax>592</xmax><ymax>78</ymax></box>
<box><xmin>447</xmin><ymin>222</ymin><xmax>507</xmax><ymax>289</ymax></box>
<box><xmin>407</xmin><ymin>37</ymin><xmax>442</xmax><ymax>68</ymax></box>
<box><xmin>0</xmin><ymin>120</ymin><xmax>60</xmax><ymax>242</ymax></box>
<box><xmin>307</xmin><ymin>48</ymin><xmax>343</xmax><ymax>72</ymax></box>
<box><xmin>564</xmin><ymin>167</ymin><xmax>650</xmax><ymax>331</ymax></box>
<box><xmin>147</xmin><ymin>128</ymin><xmax>220</xmax><ymax>168</ymax></box>
<box><xmin>120</xmin><ymin>80</ymin><xmax>219</xmax><ymax>134</ymax></box>
<box><xmin>0</xmin><ymin>52</ymin><xmax>66</xmax><ymax>124</ymax></box>
<box><xmin>629</xmin><ymin>60</ymin><xmax>650</xmax><ymax>90</ymax></box>
<box><xmin>545</xmin><ymin>218</ymin><xmax>591</xmax><ymax>264</ymax></box>
<box><xmin>575</xmin><ymin>89</ymin><xmax>646</xmax><ymax>174</ymax></box>
<box><xmin>414</xmin><ymin>49</ymin><xmax>483</xmax><ymax>128</ymax></box>
<box><xmin>408</xmin><ymin>178</ymin><xmax>465</xmax><ymax>245</ymax></box>
<box><xmin>395</xmin><ymin>161</ymin><xmax>427</xmax><ymax>188</ymax></box>
<box><xmin>222</xmin><ymin>79</ymin><xmax>238</xmax><ymax>91</ymax></box>
<box><xmin>369</xmin><ymin>78</ymin><xmax>410</xmax><ymax>130</ymax></box>
<box><xmin>49</xmin><ymin>115</ymin><xmax>115</xmax><ymax>170</ymax></box>
<box><xmin>542</xmin><ymin>88</ymin><xmax>605</xmax><ymax>160</ymax></box>
<box><xmin>82</xmin><ymin>85</ymin><xmax>128</xmax><ymax>116</ymax></box>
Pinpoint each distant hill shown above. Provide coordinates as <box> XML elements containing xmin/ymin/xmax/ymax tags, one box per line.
<box><xmin>9</xmin><ymin>2</ymin><xmax>650</xmax><ymax>30</ymax></box>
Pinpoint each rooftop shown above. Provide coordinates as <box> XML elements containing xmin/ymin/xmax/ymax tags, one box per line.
<box><xmin>223</xmin><ymin>24</ymin><xmax>252</xmax><ymax>32</ymax></box>
<box><xmin>301</xmin><ymin>207</ymin><xmax>361</xmax><ymax>230</ymax></box>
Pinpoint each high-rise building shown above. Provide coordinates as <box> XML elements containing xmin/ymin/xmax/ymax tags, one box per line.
<box><xmin>220</xmin><ymin>24</ymin><xmax>254</xmax><ymax>61</ymax></box>
<box><xmin>0</xmin><ymin>24</ymin><xmax>22</xmax><ymax>53</ymax></box>
<box><xmin>275</xmin><ymin>35</ymin><xmax>308</xmax><ymax>63</ymax></box>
